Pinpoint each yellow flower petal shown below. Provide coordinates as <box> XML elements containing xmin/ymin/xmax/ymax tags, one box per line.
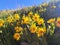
<box><xmin>14</xmin><ymin>14</ymin><xmax>20</xmax><ymax>20</ymax></box>
<box><xmin>47</xmin><ymin>18</ymin><xmax>55</xmax><ymax>23</ymax></box>
<box><xmin>0</xmin><ymin>19</ymin><xmax>4</xmax><ymax>27</ymax></box>
<box><xmin>30</xmin><ymin>24</ymin><xmax>37</xmax><ymax>33</ymax></box>
<box><xmin>13</xmin><ymin>33</ymin><xmax>20</xmax><ymax>40</ymax></box>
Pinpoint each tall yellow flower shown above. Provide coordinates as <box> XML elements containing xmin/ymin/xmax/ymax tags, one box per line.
<box><xmin>51</xmin><ymin>5</ymin><xmax>56</xmax><ymax>9</ymax></box>
<box><xmin>42</xmin><ymin>3</ymin><xmax>48</xmax><ymax>7</ymax></box>
<box><xmin>37</xmin><ymin>18</ymin><xmax>44</xmax><ymax>25</ymax></box>
<box><xmin>47</xmin><ymin>18</ymin><xmax>55</xmax><ymax>23</ymax></box>
<box><xmin>22</xmin><ymin>15</ymin><xmax>30</xmax><ymax>24</ymax></box>
<box><xmin>7</xmin><ymin>16</ymin><xmax>14</xmax><ymax>23</ymax></box>
<box><xmin>36</xmin><ymin>27</ymin><xmax>46</xmax><ymax>37</ymax></box>
<box><xmin>32</xmin><ymin>13</ymin><xmax>40</xmax><ymax>22</ymax></box>
<box><xmin>56</xmin><ymin>17</ymin><xmax>60</xmax><ymax>27</ymax></box>
<box><xmin>28</xmin><ymin>11</ymin><xmax>33</xmax><ymax>16</ymax></box>
<box><xmin>13</xmin><ymin>33</ymin><xmax>20</xmax><ymax>40</ymax></box>
<box><xmin>0</xmin><ymin>19</ymin><xmax>4</xmax><ymax>27</ymax></box>
<box><xmin>14</xmin><ymin>14</ymin><xmax>20</xmax><ymax>20</ymax></box>
<box><xmin>30</xmin><ymin>24</ymin><xmax>37</xmax><ymax>33</ymax></box>
<box><xmin>14</xmin><ymin>26</ymin><xmax>23</xmax><ymax>32</ymax></box>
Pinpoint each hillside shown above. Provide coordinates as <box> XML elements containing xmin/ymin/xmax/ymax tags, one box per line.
<box><xmin>0</xmin><ymin>1</ymin><xmax>60</xmax><ymax>45</ymax></box>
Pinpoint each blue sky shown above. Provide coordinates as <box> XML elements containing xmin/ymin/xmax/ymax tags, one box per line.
<box><xmin>0</xmin><ymin>0</ymin><xmax>50</xmax><ymax>10</ymax></box>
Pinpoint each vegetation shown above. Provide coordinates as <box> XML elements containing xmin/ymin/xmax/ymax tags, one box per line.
<box><xmin>0</xmin><ymin>3</ymin><xmax>60</xmax><ymax>45</ymax></box>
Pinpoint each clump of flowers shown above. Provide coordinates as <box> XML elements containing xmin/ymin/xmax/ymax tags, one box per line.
<box><xmin>0</xmin><ymin>2</ymin><xmax>59</xmax><ymax>45</ymax></box>
<box><xmin>0</xmin><ymin>19</ymin><xmax>4</xmax><ymax>27</ymax></box>
<box><xmin>0</xmin><ymin>13</ymin><xmax>59</xmax><ymax>41</ymax></box>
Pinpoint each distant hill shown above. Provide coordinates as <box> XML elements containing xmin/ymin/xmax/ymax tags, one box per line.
<box><xmin>48</xmin><ymin>0</ymin><xmax>60</xmax><ymax>17</ymax></box>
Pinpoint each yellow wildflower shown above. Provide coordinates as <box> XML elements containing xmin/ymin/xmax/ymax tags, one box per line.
<box><xmin>37</xmin><ymin>18</ymin><xmax>44</xmax><ymax>25</ymax></box>
<box><xmin>28</xmin><ymin>16</ymin><xmax>32</xmax><ymax>21</ymax></box>
<box><xmin>14</xmin><ymin>14</ymin><xmax>20</xmax><ymax>20</ymax></box>
<box><xmin>22</xmin><ymin>15</ymin><xmax>29</xmax><ymax>24</ymax></box>
<box><xmin>28</xmin><ymin>11</ymin><xmax>33</xmax><ymax>16</ymax></box>
<box><xmin>7</xmin><ymin>16</ymin><xmax>14</xmax><ymax>23</ymax></box>
<box><xmin>36</xmin><ymin>27</ymin><xmax>46</xmax><ymax>37</ymax></box>
<box><xmin>51</xmin><ymin>5</ymin><xmax>56</xmax><ymax>9</ymax></box>
<box><xmin>56</xmin><ymin>17</ymin><xmax>60</xmax><ymax>27</ymax></box>
<box><xmin>32</xmin><ymin>13</ymin><xmax>40</xmax><ymax>22</ymax></box>
<box><xmin>42</xmin><ymin>3</ymin><xmax>48</xmax><ymax>7</ymax></box>
<box><xmin>47</xmin><ymin>18</ymin><xmax>55</xmax><ymax>23</ymax></box>
<box><xmin>14</xmin><ymin>26</ymin><xmax>23</xmax><ymax>32</ymax></box>
<box><xmin>13</xmin><ymin>33</ymin><xmax>20</xmax><ymax>40</ymax></box>
<box><xmin>0</xmin><ymin>19</ymin><xmax>4</xmax><ymax>27</ymax></box>
<box><xmin>30</xmin><ymin>24</ymin><xmax>37</xmax><ymax>33</ymax></box>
